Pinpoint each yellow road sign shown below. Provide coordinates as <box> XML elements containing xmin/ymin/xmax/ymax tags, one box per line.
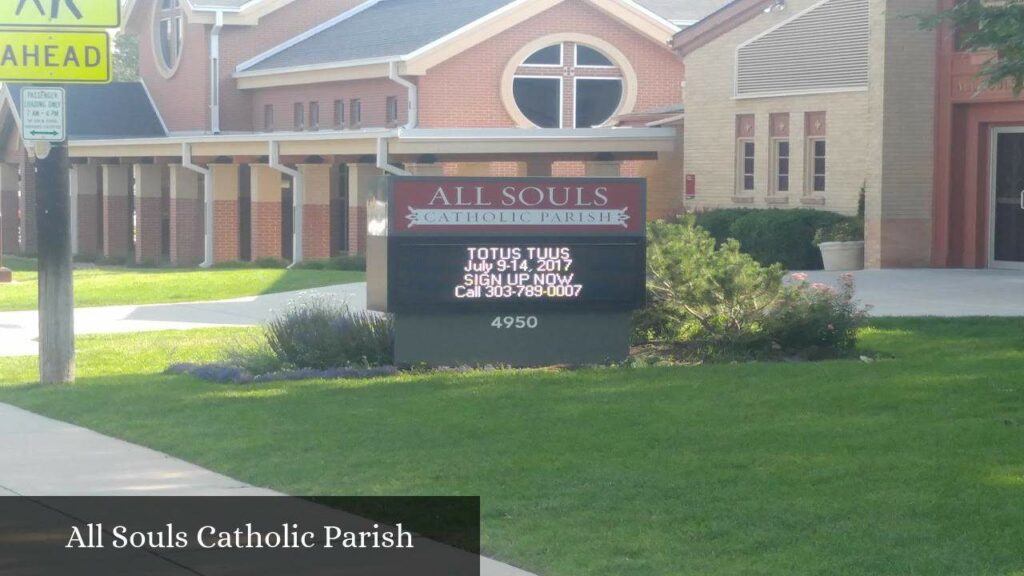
<box><xmin>0</xmin><ymin>0</ymin><xmax>120</xmax><ymax>29</ymax></box>
<box><xmin>0</xmin><ymin>30</ymin><xmax>109</xmax><ymax>83</ymax></box>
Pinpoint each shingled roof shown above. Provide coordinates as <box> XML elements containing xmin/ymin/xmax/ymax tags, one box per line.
<box><xmin>241</xmin><ymin>0</ymin><xmax>518</xmax><ymax>73</ymax></box>
<box><xmin>6</xmin><ymin>83</ymin><xmax>166</xmax><ymax>140</ymax></box>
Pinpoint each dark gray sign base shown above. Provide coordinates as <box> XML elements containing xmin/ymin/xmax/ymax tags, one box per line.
<box><xmin>394</xmin><ymin>313</ymin><xmax>631</xmax><ymax>367</ymax></box>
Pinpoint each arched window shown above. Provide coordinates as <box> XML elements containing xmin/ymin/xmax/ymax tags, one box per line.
<box><xmin>155</xmin><ymin>0</ymin><xmax>183</xmax><ymax>75</ymax></box>
<box><xmin>511</xmin><ymin>42</ymin><xmax>625</xmax><ymax>129</ymax></box>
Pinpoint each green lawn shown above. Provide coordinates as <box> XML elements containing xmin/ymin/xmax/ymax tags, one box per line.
<box><xmin>1</xmin><ymin>319</ymin><xmax>1022</xmax><ymax>575</ymax></box>
<box><xmin>0</xmin><ymin>257</ymin><xmax>364</xmax><ymax>311</ymax></box>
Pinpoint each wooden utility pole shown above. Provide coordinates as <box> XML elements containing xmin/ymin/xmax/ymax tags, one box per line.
<box><xmin>35</xmin><ymin>142</ymin><xmax>75</xmax><ymax>383</ymax></box>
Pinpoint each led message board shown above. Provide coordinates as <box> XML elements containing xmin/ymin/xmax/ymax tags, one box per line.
<box><xmin>367</xmin><ymin>176</ymin><xmax>646</xmax><ymax>366</ymax></box>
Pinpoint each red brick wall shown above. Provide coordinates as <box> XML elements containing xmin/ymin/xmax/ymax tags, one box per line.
<box><xmin>18</xmin><ymin>152</ymin><xmax>36</xmax><ymax>254</ymax></box>
<box><xmin>303</xmin><ymin>205</ymin><xmax>331</xmax><ymax>260</ymax></box>
<box><xmin>76</xmin><ymin>193</ymin><xmax>100</xmax><ymax>259</ymax></box>
<box><xmin>1</xmin><ymin>190</ymin><xmax>18</xmax><ymax>255</ymax></box>
<box><xmin>132</xmin><ymin>0</ymin><xmax>363</xmax><ymax>133</ymax></box>
<box><xmin>250</xmin><ymin>201</ymin><xmax>283</xmax><ymax>260</ymax></box>
<box><xmin>103</xmin><ymin>196</ymin><xmax>132</xmax><ymax>259</ymax></box>
<box><xmin>252</xmin><ymin>78</ymin><xmax>408</xmax><ymax>131</ymax></box>
<box><xmin>347</xmin><ymin>206</ymin><xmax>367</xmax><ymax>255</ymax></box>
<box><xmin>213</xmin><ymin>200</ymin><xmax>240</xmax><ymax>263</ymax></box>
<box><xmin>418</xmin><ymin>0</ymin><xmax>684</xmax><ymax>128</ymax></box>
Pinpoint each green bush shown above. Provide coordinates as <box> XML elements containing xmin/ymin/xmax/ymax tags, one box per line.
<box><xmin>637</xmin><ymin>221</ymin><xmax>868</xmax><ymax>359</ymax></box>
<box><xmin>694</xmin><ymin>208</ymin><xmax>855</xmax><ymax>270</ymax></box>
<box><xmin>266</xmin><ymin>296</ymin><xmax>393</xmax><ymax>369</ymax></box>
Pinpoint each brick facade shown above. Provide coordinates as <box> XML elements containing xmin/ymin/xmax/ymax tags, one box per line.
<box><xmin>0</xmin><ymin>163</ymin><xmax>18</xmax><ymax>256</ymax></box>
<box><xmin>70</xmin><ymin>165</ymin><xmax>101</xmax><ymax>259</ymax></box>
<box><xmin>134</xmin><ymin>165</ymin><xmax>166</xmax><ymax>264</ymax></box>
<box><xmin>300</xmin><ymin>164</ymin><xmax>332</xmax><ymax>261</ymax></box>
<box><xmin>169</xmin><ymin>165</ymin><xmax>205</xmax><ymax>266</ymax></box>
<box><xmin>18</xmin><ymin>152</ymin><xmax>37</xmax><ymax>255</ymax></box>
<box><xmin>102</xmin><ymin>165</ymin><xmax>133</xmax><ymax>260</ymax></box>
<box><xmin>210</xmin><ymin>164</ymin><xmax>241</xmax><ymax>263</ymax></box>
<box><xmin>249</xmin><ymin>164</ymin><xmax>283</xmax><ymax>260</ymax></box>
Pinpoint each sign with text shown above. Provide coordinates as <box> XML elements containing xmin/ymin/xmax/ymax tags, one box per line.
<box><xmin>0</xmin><ymin>30</ymin><xmax>110</xmax><ymax>82</ymax></box>
<box><xmin>0</xmin><ymin>0</ymin><xmax>120</xmax><ymax>28</ymax></box>
<box><xmin>20</xmin><ymin>86</ymin><xmax>65</xmax><ymax>142</ymax></box>
<box><xmin>391</xmin><ymin>177</ymin><xmax>645</xmax><ymax>236</ymax></box>
<box><xmin>369</xmin><ymin>176</ymin><xmax>647</xmax><ymax>366</ymax></box>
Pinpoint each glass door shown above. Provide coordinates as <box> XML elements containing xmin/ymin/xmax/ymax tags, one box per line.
<box><xmin>991</xmin><ymin>129</ymin><xmax>1024</xmax><ymax>268</ymax></box>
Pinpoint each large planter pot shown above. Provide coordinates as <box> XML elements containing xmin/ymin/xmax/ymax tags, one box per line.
<box><xmin>818</xmin><ymin>241</ymin><xmax>865</xmax><ymax>271</ymax></box>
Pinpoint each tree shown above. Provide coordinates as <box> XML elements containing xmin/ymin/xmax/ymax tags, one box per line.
<box><xmin>113</xmin><ymin>33</ymin><xmax>140</xmax><ymax>82</ymax></box>
<box><xmin>920</xmin><ymin>1</ymin><xmax>1024</xmax><ymax>95</ymax></box>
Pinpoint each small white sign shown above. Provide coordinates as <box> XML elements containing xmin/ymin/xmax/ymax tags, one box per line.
<box><xmin>21</xmin><ymin>87</ymin><xmax>66</xmax><ymax>143</ymax></box>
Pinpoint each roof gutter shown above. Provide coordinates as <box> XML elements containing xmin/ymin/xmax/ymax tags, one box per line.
<box><xmin>376</xmin><ymin>137</ymin><xmax>409</xmax><ymax>177</ymax></box>
<box><xmin>269</xmin><ymin>140</ymin><xmax>305</xmax><ymax>267</ymax></box>
<box><xmin>181</xmin><ymin>143</ymin><xmax>215</xmax><ymax>268</ymax></box>
<box><xmin>388</xmin><ymin>60</ymin><xmax>418</xmax><ymax>130</ymax></box>
<box><xmin>209</xmin><ymin>11</ymin><xmax>225</xmax><ymax>134</ymax></box>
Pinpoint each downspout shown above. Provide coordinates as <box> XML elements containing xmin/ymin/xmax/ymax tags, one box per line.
<box><xmin>269</xmin><ymin>141</ymin><xmax>305</xmax><ymax>267</ymax></box>
<box><xmin>182</xmin><ymin>143</ymin><xmax>215</xmax><ymax>268</ymax></box>
<box><xmin>209</xmin><ymin>11</ymin><xmax>224</xmax><ymax>134</ymax></box>
<box><xmin>388</xmin><ymin>60</ymin><xmax>418</xmax><ymax>129</ymax></box>
<box><xmin>376</xmin><ymin>136</ymin><xmax>409</xmax><ymax>177</ymax></box>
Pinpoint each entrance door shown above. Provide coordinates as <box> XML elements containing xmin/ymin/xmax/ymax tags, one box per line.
<box><xmin>991</xmin><ymin>129</ymin><xmax>1024</xmax><ymax>268</ymax></box>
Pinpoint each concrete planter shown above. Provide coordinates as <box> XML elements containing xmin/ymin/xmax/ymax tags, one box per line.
<box><xmin>818</xmin><ymin>241</ymin><xmax>865</xmax><ymax>271</ymax></box>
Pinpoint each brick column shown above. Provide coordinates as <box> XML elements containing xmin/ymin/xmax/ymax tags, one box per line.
<box><xmin>134</xmin><ymin>164</ymin><xmax>164</xmax><ymax>265</ymax></box>
<box><xmin>453</xmin><ymin>162</ymin><xmax>491</xmax><ymax>177</ymax></box>
<box><xmin>584</xmin><ymin>161</ymin><xmax>622</xmax><ymax>177</ymax></box>
<box><xmin>249</xmin><ymin>164</ymin><xmax>283</xmax><ymax>261</ymax></box>
<box><xmin>346</xmin><ymin>163</ymin><xmax>382</xmax><ymax>256</ymax></box>
<box><xmin>169</xmin><ymin>165</ymin><xmax>204</xmax><ymax>266</ymax></box>
<box><xmin>102</xmin><ymin>164</ymin><xmax>132</xmax><ymax>260</ymax></box>
<box><xmin>406</xmin><ymin>163</ymin><xmax>444</xmax><ymax>177</ymax></box>
<box><xmin>0</xmin><ymin>163</ymin><xmax>19</xmax><ymax>256</ymax></box>
<box><xmin>69</xmin><ymin>164</ymin><xmax>100</xmax><ymax>259</ymax></box>
<box><xmin>210</xmin><ymin>164</ymin><xmax>240</xmax><ymax>263</ymax></box>
<box><xmin>18</xmin><ymin>152</ymin><xmax>37</xmax><ymax>254</ymax></box>
<box><xmin>299</xmin><ymin>164</ymin><xmax>332</xmax><ymax>261</ymax></box>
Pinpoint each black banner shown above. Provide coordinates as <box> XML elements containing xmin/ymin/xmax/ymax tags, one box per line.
<box><xmin>0</xmin><ymin>496</ymin><xmax>480</xmax><ymax>576</ymax></box>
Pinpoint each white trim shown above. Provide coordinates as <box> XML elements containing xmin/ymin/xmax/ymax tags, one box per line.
<box><xmin>138</xmin><ymin>79</ymin><xmax>170</xmax><ymax>136</ymax></box>
<box><xmin>236</xmin><ymin>0</ymin><xmax>383</xmax><ymax>73</ymax></box>
<box><xmin>184</xmin><ymin>0</ymin><xmax>256</xmax><ymax>13</ymax></box>
<box><xmin>511</xmin><ymin>75</ymin><xmax>564</xmax><ymax>129</ymax></box>
<box><xmin>572</xmin><ymin>76</ymin><xmax>625</xmax><ymax>129</ymax></box>
<box><xmin>770</xmin><ymin>137</ymin><xmax>790</xmax><ymax>194</ymax></box>
<box><xmin>397</xmin><ymin>127</ymin><xmax>675</xmax><ymax>140</ymax></box>
<box><xmin>644</xmin><ymin>112</ymin><xmax>685</xmax><ymax>127</ymax></box>
<box><xmin>988</xmin><ymin>127</ymin><xmax>1024</xmax><ymax>270</ymax></box>
<box><xmin>806</xmin><ymin>136</ymin><xmax>827</xmax><ymax>195</ymax></box>
<box><xmin>733</xmin><ymin>87</ymin><xmax>869</xmax><ymax>100</ymax></box>
<box><xmin>736</xmin><ymin>138</ymin><xmax>756</xmax><ymax>194</ymax></box>
<box><xmin>235</xmin><ymin>55</ymin><xmax>399</xmax><ymax>78</ymax></box>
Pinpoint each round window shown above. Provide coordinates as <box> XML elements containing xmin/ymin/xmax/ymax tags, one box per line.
<box><xmin>153</xmin><ymin>0</ymin><xmax>184</xmax><ymax>77</ymax></box>
<box><xmin>510</xmin><ymin>42</ymin><xmax>625</xmax><ymax>129</ymax></box>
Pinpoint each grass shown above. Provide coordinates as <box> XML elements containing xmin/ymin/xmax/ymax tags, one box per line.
<box><xmin>1</xmin><ymin>319</ymin><xmax>1023</xmax><ymax>575</ymax></box>
<box><xmin>0</xmin><ymin>257</ymin><xmax>364</xmax><ymax>311</ymax></box>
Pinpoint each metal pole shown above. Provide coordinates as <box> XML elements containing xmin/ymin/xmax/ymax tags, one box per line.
<box><xmin>35</xmin><ymin>142</ymin><xmax>75</xmax><ymax>383</ymax></box>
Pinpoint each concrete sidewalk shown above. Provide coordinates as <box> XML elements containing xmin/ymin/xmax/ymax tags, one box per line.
<box><xmin>805</xmin><ymin>269</ymin><xmax>1024</xmax><ymax>317</ymax></box>
<box><xmin>0</xmin><ymin>282</ymin><xmax>367</xmax><ymax>357</ymax></box>
<box><xmin>0</xmin><ymin>403</ymin><xmax>534</xmax><ymax>575</ymax></box>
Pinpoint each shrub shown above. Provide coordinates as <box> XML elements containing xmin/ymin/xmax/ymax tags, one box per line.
<box><xmin>265</xmin><ymin>296</ymin><xmax>393</xmax><ymax>369</ymax></box>
<box><xmin>643</xmin><ymin>220</ymin><xmax>784</xmax><ymax>350</ymax></box>
<box><xmin>813</xmin><ymin>219</ymin><xmax>865</xmax><ymax>244</ymax></box>
<box><xmin>224</xmin><ymin>334</ymin><xmax>286</xmax><ymax>375</ymax></box>
<box><xmin>637</xmin><ymin>221</ymin><xmax>869</xmax><ymax>360</ymax></box>
<box><xmin>766</xmin><ymin>273</ymin><xmax>869</xmax><ymax>359</ymax></box>
<box><xmin>694</xmin><ymin>208</ymin><xmax>855</xmax><ymax>270</ymax></box>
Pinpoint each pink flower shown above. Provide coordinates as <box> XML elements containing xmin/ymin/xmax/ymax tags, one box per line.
<box><xmin>791</xmin><ymin>273</ymin><xmax>809</xmax><ymax>282</ymax></box>
<box><xmin>811</xmin><ymin>282</ymin><xmax>831</xmax><ymax>291</ymax></box>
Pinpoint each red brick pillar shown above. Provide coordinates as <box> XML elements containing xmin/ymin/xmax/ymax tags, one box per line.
<box><xmin>346</xmin><ymin>164</ymin><xmax>381</xmax><ymax>256</ymax></box>
<box><xmin>0</xmin><ymin>163</ymin><xmax>19</xmax><ymax>256</ymax></box>
<box><xmin>585</xmin><ymin>161</ymin><xmax>622</xmax><ymax>177</ymax></box>
<box><xmin>102</xmin><ymin>164</ymin><xmax>132</xmax><ymax>261</ymax></box>
<box><xmin>210</xmin><ymin>164</ymin><xmax>240</xmax><ymax>264</ymax></box>
<box><xmin>134</xmin><ymin>164</ymin><xmax>164</xmax><ymax>265</ymax></box>
<box><xmin>69</xmin><ymin>164</ymin><xmax>100</xmax><ymax>259</ymax></box>
<box><xmin>169</xmin><ymin>165</ymin><xmax>204</xmax><ymax>266</ymax></box>
<box><xmin>18</xmin><ymin>152</ymin><xmax>37</xmax><ymax>254</ymax></box>
<box><xmin>299</xmin><ymin>164</ymin><xmax>332</xmax><ymax>261</ymax></box>
<box><xmin>249</xmin><ymin>164</ymin><xmax>283</xmax><ymax>261</ymax></box>
<box><xmin>518</xmin><ymin>159</ymin><xmax>552</xmax><ymax>177</ymax></box>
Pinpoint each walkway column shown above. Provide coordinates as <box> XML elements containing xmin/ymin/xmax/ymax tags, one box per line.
<box><xmin>584</xmin><ymin>161</ymin><xmax>621</xmax><ymax>177</ymax></box>
<box><xmin>520</xmin><ymin>159</ymin><xmax>552</xmax><ymax>177</ymax></box>
<box><xmin>102</xmin><ymin>164</ymin><xmax>132</xmax><ymax>261</ymax></box>
<box><xmin>453</xmin><ymin>162</ymin><xmax>491</xmax><ymax>177</ymax></box>
<box><xmin>69</xmin><ymin>164</ymin><xmax>100</xmax><ymax>259</ymax></box>
<box><xmin>249</xmin><ymin>164</ymin><xmax>283</xmax><ymax>261</ymax></box>
<box><xmin>169</xmin><ymin>165</ymin><xmax>204</xmax><ymax>266</ymax></box>
<box><xmin>299</xmin><ymin>163</ymin><xmax>332</xmax><ymax>261</ymax></box>
<box><xmin>19</xmin><ymin>152</ymin><xmax>37</xmax><ymax>254</ymax></box>
<box><xmin>134</xmin><ymin>164</ymin><xmax>164</xmax><ymax>265</ymax></box>
<box><xmin>210</xmin><ymin>164</ymin><xmax>240</xmax><ymax>263</ymax></box>
<box><xmin>0</xmin><ymin>163</ymin><xmax>19</xmax><ymax>255</ymax></box>
<box><xmin>347</xmin><ymin>163</ymin><xmax>381</xmax><ymax>256</ymax></box>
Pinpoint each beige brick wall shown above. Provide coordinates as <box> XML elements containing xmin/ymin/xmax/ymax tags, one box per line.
<box><xmin>682</xmin><ymin>0</ymin><xmax>871</xmax><ymax>217</ymax></box>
